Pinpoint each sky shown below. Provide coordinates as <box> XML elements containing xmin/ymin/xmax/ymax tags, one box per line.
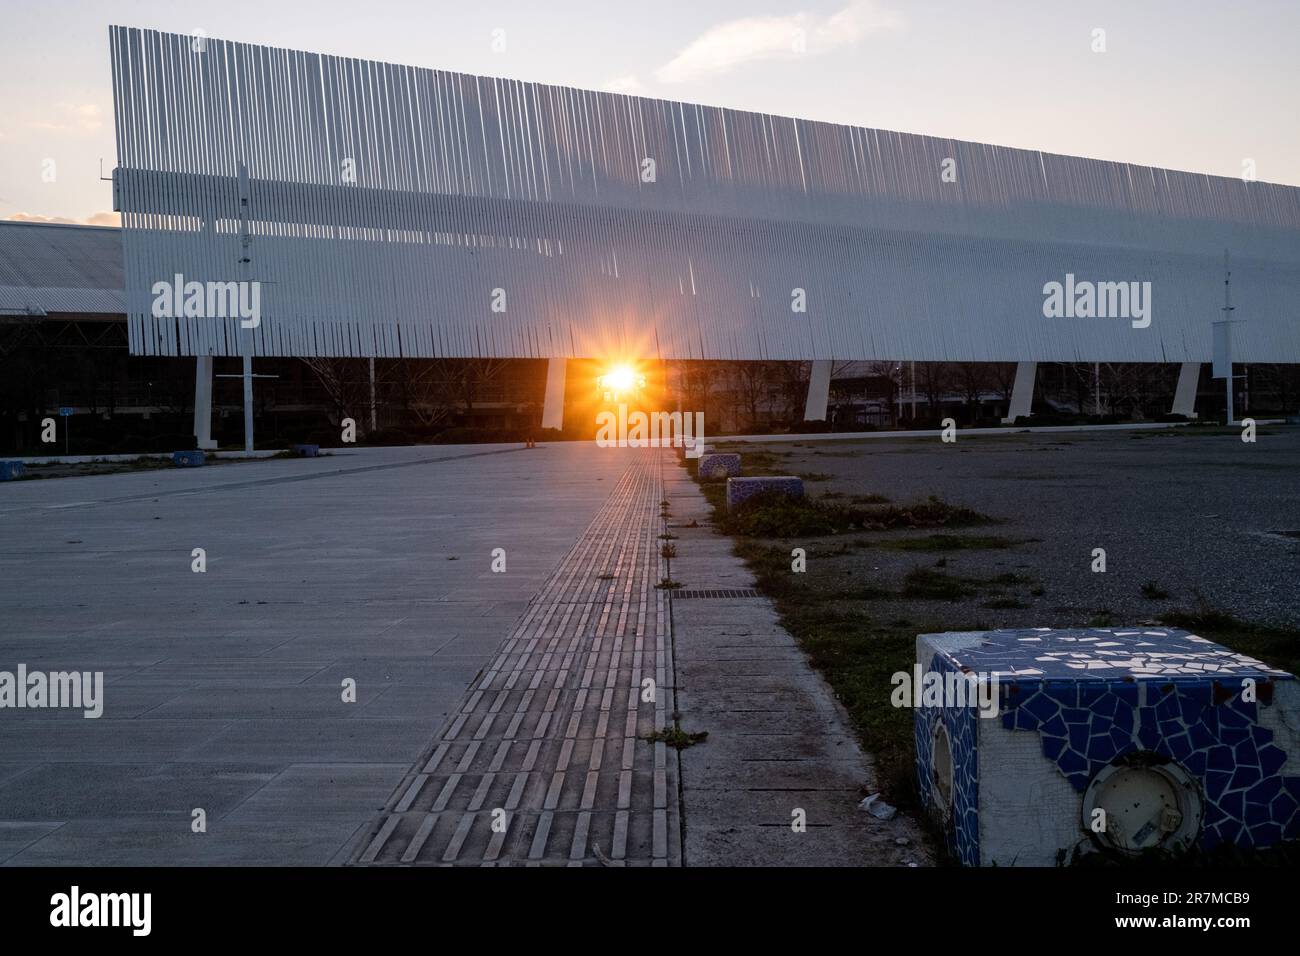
<box><xmin>2</xmin><ymin>0</ymin><xmax>1298</xmax><ymax>224</ymax></box>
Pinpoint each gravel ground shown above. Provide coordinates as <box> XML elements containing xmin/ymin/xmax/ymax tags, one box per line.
<box><xmin>713</xmin><ymin>425</ymin><xmax>1300</xmax><ymax>630</ymax></box>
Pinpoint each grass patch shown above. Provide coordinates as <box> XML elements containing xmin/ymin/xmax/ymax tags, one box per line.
<box><xmin>1140</xmin><ymin>580</ymin><xmax>1170</xmax><ymax>600</ymax></box>
<box><xmin>791</xmin><ymin>620</ymin><xmax>919</xmax><ymax>803</ymax></box>
<box><xmin>682</xmin><ymin>454</ymin><xmax>1000</xmax><ymax>814</ymax></box>
<box><xmin>982</xmin><ymin>597</ymin><xmax>1031</xmax><ymax>610</ymax></box>
<box><xmin>988</xmin><ymin>572</ymin><xmax>1032</xmax><ymax>585</ymax></box>
<box><xmin>717</xmin><ymin>491</ymin><xmax>992</xmax><ymax>539</ymax></box>
<box><xmin>643</xmin><ymin>726</ymin><xmax>708</xmax><ymax>750</ymax></box>
<box><xmin>901</xmin><ymin>568</ymin><xmax>979</xmax><ymax>601</ymax></box>
<box><xmin>732</xmin><ymin>450</ymin><xmax>792</xmax><ymax>472</ymax></box>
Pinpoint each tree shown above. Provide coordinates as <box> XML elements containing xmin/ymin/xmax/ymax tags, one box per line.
<box><xmin>302</xmin><ymin>357</ymin><xmax>372</xmax><ymax>431</ymax></box>
<box><xmin>917</xmin><ymin>362</ymin><xmax>954</xmax><ymax>420</ymax></box>
<box><xmin>953</xmin><ymin>363</ymin><xmax>992</xmax><ymax>423</ymax></box>
<box><xmin>731</xmin><ymin>361</ymin><xmax>776</xmax><ymax>431</ymax></box>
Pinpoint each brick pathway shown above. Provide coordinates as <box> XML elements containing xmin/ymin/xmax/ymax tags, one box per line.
<box><xmin>352</xmin><ymin>452</ymin><xmax>680</xmax><ymax>866</ymax></box>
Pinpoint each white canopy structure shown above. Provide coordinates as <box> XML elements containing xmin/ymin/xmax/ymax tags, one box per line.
<box><xmin>110</xmin><ymin>26</ymin><xmax>1300</xmax><ymax>367</ymax></box>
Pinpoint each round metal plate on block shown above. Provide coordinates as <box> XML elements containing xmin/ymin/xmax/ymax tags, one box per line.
<box><xmin>1082</xmin><ymin>756</ymin><xmax>1203</xmax><ymax>855</ymax></box>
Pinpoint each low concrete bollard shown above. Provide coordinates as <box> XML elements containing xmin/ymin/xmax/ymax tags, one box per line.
<box><xmin>0</xmin><ymin>460</ymin><xmax>26</xmax><ymax>481</ymax></box>
<box><xmin>914</xmin><ymin>626</ymin><xmax>1300</xmax><ymax>866</ymax></box>
<box><xmin>725</xmin><ymin>476</ymin><xmax>804</xmax><ymax>511</ymax></box>
<box><xmin>171</xmin><ymin>450</ymin><xmax>206</xmax><ymax>467</ymax></box>
<box><xmin>697</xmin><ymin>452</ymin><xmax>740</xmax><ymax>481</ymax></box>
<box><xmin>292</xmin><ymin>444</ymin><xmax>321</xmax><ymax>457</ymax></box>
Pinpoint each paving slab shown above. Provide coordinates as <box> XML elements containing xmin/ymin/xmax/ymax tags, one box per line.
<box><xmin>0</xmin><ymin>443</ymin><xmax>627</xmax><ymax>864</ymax></box>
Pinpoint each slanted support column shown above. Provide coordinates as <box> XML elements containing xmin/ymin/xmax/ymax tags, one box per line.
<box><xmin>1171</xmin><ymin>362</ymin><xmax>1200</xmax><ymax>418</ymax></box>
<box><xmin>804</xmin><ymin>360</ymin><xmax>832</xmax><ymax>421</ymax></box>
<box><xmin>1001</xmin><ymin>361</ymin><xmax>1036</xmax><ymax>423</ymax></box>
<box><xmin>541</xmin><ymin>358</ymin><xmax>566</xmax><ymax>431</ymax></box>
<box><xmin>193</xmin><ymin>356</ymin><xmax>217</xmax><ymax>450</ymax></box>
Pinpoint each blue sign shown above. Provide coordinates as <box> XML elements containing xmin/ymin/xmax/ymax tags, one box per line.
<box><xmin>58</xmin><ymin>407</ymin><xmax>73</xmax><ymax>417</ymax></box>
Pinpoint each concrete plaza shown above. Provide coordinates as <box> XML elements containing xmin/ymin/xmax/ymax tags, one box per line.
<box><xmin>0</xmin><ymin>444</ymin><xmax>626</xmax><ymax>864</ymax></box>
<box><xmin>0</xmin><ymin>442</ymin><xmax>918</xmax><ymax>865</ymax></box>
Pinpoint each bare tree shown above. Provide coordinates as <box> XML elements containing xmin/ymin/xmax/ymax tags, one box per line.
<box><xmin>990</xmin><ymin>362</ymin><xmax>1018</xmax><ymax>406</ymax></box>
<box><xmin>917</xmin><ymin>362</ymin><xmax>954</xmax><ymax>419</ymax></box>
<box><xmin>953</xmin><ymin>363</ymin><xmax>992</xmax><ymax>423</ymax></box>
<box><xmin>731</xmin><ymin>361</ymin><xmax>775</xmax><ymax>431</ymax></box>
<box><xmin>679</xmin><ymin>360</ymin><xmax>725</xmax><ymax>428</ymax></box>
<box><xmin>400</xmin><ymin>359</ymin><xmax>456</xmax><ymax>429</ymax></box>
<box><xmin>776</xmin><ymin>361</ymin><xmax>810</xmax><ymax>422</ymax></box>
<box><xmin>303</xmin><ymin>357</ymin><xmax>372</xmax><ymax>431</ymax></box>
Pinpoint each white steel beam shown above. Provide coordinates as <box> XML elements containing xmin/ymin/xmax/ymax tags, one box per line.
<box><xmin>1001</xmin><ymin>362</ymin><xmax>1037</xmax><ymax>423</ymax></box>
<box><xmin>804</xmin><ymin>360</ymin><xmax>832</xmax><ymax>422</ymax></box>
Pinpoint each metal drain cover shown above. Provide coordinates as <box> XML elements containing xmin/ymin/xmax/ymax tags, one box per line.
<box><xmin>671</xmin><ymin>588</ymin><xmax>762</xmax><ymax>599</ymax></box>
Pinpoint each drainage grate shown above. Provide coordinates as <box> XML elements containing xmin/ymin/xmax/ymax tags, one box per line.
<box><xmin>671</xmin><ymin>588</ymin><xmax>762</xmax><ymax>599</ymax></box>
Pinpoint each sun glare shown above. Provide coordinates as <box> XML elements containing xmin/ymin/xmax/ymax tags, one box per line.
<box><xmin>604</xmin><ymin>364</ymin><xmax>636</xmax><ymax>393</ymax></box>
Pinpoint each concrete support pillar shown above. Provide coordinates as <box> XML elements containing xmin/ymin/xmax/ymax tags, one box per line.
<box><xmin>193</xmin><ymin>356</ymin><xmax>217</xmax><ymax>450</ymax></box>
<box><xmin>242</xmin><ymin>353</ymin><xmax>254</xmax><ymax>453</ymax></box>
<box><xmin>1171</xmin><ymin>362</ymin><xmax>1200</xmax><ymax>418</ymax></box>
<box><xmin>804</xmin><ymin>360</ymin><xmax>832</xmax><ymax>421</ymax></box>
<box><xmin>542</xmin><ymin>358</ymin><xmax>566</xmax><ymax>432</ymax></box>
<box><xmin>369</xmin><ymin>357</ymin><xmax>378</xmax><ymax>432</ymax></box>
<box><xmin>1001</xmin><ymin>361</ymin><xmax>1037</xmax><ymax>423</ymax></box>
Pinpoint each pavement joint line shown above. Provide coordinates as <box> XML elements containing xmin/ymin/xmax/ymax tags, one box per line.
<box><xmin>0</xmin><ymin>445</ymin><xmax>525</xmax><ymax>515</ymax></box>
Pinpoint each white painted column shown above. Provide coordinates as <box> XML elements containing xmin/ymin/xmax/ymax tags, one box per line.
<box><xmin>804</xmin><ymin>360</ymin><xmax>832</xmax><ymax>421</ymax></box>
<box><xmin>1171</xmin><ymin>362</ymin><xmax>1200</xmax><ymax>419</ymax></box>
<box><xmin>541</xmin><ymin>358</ymin><xmax>566</xmax><ymax>431</ymax></box>
<box><xmin>193</xmin><ymin>356</ymin><xmax>217</xmax><ymax>450</ymax></box>
<box><xmin>1001</xmin><ymin>362</ymin><xmax>1037</xmax><ymax>423</ymax></box>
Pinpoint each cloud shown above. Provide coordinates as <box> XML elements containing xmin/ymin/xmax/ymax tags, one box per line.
<box><xmin>655</xmin><ymin>0</ymin><xmax>901</xmax><ymax>85</ymax></box>
<box><xmin>6</xmin><ymin>211</ymin><xmax>121</xmax><ymax>227</ymax></box>
<box><xmin>602</xmin><ymin>74</ymin><xmax>645</xmax><ymax>96</ymax></box>
<box><xmin>26</xmin><ymin>103</ymin><xmax>105</xmax><ymax>134</ymax></box>
<box><xmin>7</xmin><ymin>212</ymin><xmax>80</xmax><ymax>224</ymax></box>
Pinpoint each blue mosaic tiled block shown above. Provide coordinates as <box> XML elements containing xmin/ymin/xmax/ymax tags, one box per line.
<box><xmin>725</xmin><ymin>476</ymin><xmax>803</xmax><ymax>511</ymax></box>
<box><xmin>697</xmin><ymin>453</ymin><xmax>740</xmax><ymax>481</ymax></box>
<box><xmin>0</xmin><ymin>460</ymin><xmax>26</xmax><ymax>481</ymax></box>
<box><xmin>292</xmin><ymin>444</ymin><xmax>321</xmax><ymax>457</ymax></box>
<box><xmin>171</xmin><ymin>450</ymin><xmax>206</xmax><ymax>467</ymax></box>
<box><xmin>914</xmin><ymin>627</ymin><xmax>1299</xmax><ymax>866</ymax></box>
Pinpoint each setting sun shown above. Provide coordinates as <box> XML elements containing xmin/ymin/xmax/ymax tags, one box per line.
<box><xmin>596</xmin><ymin>363</ymin><xmax>645</xmax><ymax>401</ymax></box>
<box><xmin>603</xmin><ymin>364</ymin><xmax>637</xmax><ymax>393</ymax></box>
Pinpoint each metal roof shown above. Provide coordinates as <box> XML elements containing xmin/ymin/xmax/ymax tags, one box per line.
<box><xmin>0</xmin><ymin>221</ymin><xmax>124</xmax><ymax>316</ymax></box>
